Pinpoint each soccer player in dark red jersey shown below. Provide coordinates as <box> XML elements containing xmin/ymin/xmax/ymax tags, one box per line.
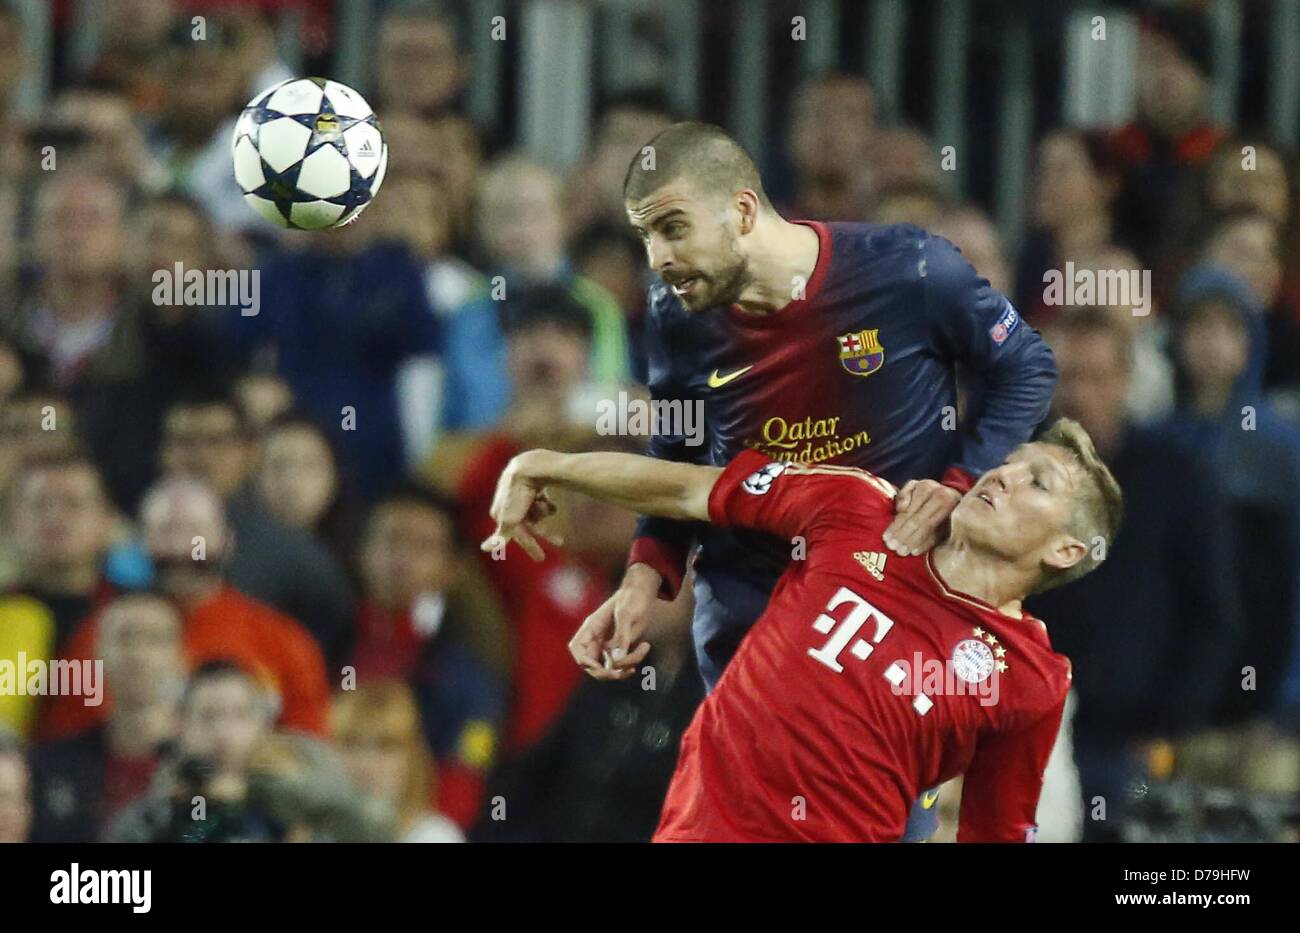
<box><xmin>483</xmin><ymin>418</ymin><xmax>1123</xmax><ymax>841</ymax></box>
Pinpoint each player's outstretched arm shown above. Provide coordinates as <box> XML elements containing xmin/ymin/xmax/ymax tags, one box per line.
<box><xmin>480</xmin><ymin>450</ymin><xmax>722</xmax><ymax>561</ymax></box>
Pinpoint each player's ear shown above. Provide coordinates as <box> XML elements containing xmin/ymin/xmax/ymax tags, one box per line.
<box><xmin>1041</xmin><ymin>534</ymin><xmax>1087</xmax><ymax>573</ymax></box>
<box><xmin>736</xmin><ymin>189</ymin><xmax>761</xmax><ymax>234</ymax></box>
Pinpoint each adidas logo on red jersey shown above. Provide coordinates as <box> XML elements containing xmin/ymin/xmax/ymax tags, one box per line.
<box><xmin>854</xmin><ymin>550</ymin><xmax>887</xmax><ymax>581</ymax></box>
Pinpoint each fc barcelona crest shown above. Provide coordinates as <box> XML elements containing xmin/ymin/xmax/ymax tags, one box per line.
<box><xmin>837</xmin><ymin>329</ymin><xmax>885</xmax><ymax>376</ymax></box>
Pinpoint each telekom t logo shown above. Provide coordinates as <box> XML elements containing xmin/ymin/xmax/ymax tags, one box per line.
<box><xmin>806</xmin><ymin>586</ymin><xmax>934</xmax><ymax>715</ymax></box>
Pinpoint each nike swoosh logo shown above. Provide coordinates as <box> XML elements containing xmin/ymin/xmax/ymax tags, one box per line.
<box><xmin>707</xmin><ymin>365</ymin><xmax>753</xmax><ymax>389</ymax></box>
<box><xmin>921</xmin><ymin>789</ymin><xmax>940</xmax><ymax>809</ymax></box>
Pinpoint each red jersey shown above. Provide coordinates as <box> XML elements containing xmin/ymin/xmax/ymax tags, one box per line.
<box><xmin>654</xmin><ymin>451</ymin><xmax>1071</xmax><ymax>842</ymax></box>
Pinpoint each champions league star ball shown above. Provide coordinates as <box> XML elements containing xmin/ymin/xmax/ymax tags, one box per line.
<box><xmin>232</xmin><ymin>77</ymin><xmax>388</xmax><ymax>230</ymax></box>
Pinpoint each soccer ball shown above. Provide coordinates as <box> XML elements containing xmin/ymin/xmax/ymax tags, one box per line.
<box><xmin>231</xmin><ymin>77</ymin><xmax>388</xmax><ymax>230</ymax></box>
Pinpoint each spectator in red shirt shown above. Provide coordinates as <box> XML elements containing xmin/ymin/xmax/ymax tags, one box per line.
<box><xmin>43</xmin><ymin>476</ymin><xmax>330</xmax><ymax>739</ymax></box>
<box><xmin>350</xmin><ymin>484</ymin><xmax>504</xmax><ymax>830</ymax></box>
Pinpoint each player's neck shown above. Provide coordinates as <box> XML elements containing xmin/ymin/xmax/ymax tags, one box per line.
<box><xmin>734</xmin><ymin>218</ymin><xmax>821</xmax><ymax>315</ymax></box>
<box><xmin>931</xmin><ymin>538</ymin><xmax>1030</xmax><ymax>619</ymax></box>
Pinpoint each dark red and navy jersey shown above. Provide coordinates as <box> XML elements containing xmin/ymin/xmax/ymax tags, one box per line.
<box><xmin>629</xmin><ymin>221</ymin><xmax>1057</xmax><ymax>688</ymax></box>
<box><xmin>654</xmin><ymin>452</ymin><xmax>1071</xmax><ymax>842</ymax></box>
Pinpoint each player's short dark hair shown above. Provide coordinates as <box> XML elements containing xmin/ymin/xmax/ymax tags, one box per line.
<box><xmin>1032</xmin><ymin>418</ymin><xmax>1124</xmax><ymax>593</ymax></box>
<box><xmin>623</xmin><ymin>121</ymin><xmax>773</xmax><ymax>211</ymax></box>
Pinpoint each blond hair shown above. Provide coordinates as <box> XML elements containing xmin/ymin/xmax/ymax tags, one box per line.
<box><xmin>331</xmin><ymin>681</ymin><xmax>435</xmax><ymax>830</ymax></box>
<box><xmin>1033</xmin><ymin>417</ymin><xmax>1125</xmax><ymax>593</ymax></box>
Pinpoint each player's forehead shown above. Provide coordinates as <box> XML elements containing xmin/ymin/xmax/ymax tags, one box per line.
<box><xmin>625</xmin><ymin>180</ymin><xmax>704</xmax><ymax>228</ymax></box>
<box><xmin>1005</xmin><ymin>442</ymin><xmax>1079</xmax><ymax>486</ymax></box>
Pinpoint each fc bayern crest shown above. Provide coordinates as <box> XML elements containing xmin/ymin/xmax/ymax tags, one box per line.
<box><xmin>837</xmin><ymin>329</ymin><xmax>885</xmax><ymax>376</ymax></box>
<box><xmin>951</xmin><ymin>638</ymin><xmax>996</xmax><ymax>684</ymax></box>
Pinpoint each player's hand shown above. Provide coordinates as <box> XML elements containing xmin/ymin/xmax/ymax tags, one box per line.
<box><xmin>568</xmin><ymin>564</ymin><xmax>657</xmax><ymax>680</ymax></box>
<box><xmin>882</xmin><ymin>479</ymin><xmax>963</xmax><ymax>556</ymax></box>
<box><xmin>480</xmin><ymin>455</ymin><xmax>565</xmax><ymax>561</ymax></box>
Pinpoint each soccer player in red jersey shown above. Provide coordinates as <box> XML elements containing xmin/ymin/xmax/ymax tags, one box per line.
<box><xmin>482</xmin><ymin>418</ymin><xmax>1123</xmax><ymax>841</ymax></box>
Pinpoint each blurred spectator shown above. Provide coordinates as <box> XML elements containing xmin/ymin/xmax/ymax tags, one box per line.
<box><xmin>930</xmin><ymin>205</ymin><xmax>1012</xmax><ymax>297</ymax></box>
<box><xmin>332</xmin><ymin>680</ymin><xmax>463</xmax><ymax>843</ymax></box>
<box><xmin>0</xmin><ymin>453</ymin><xmax>117</xmax><ymax>703</ymax></box>
<box><xmin>1028</xmin><ymin>307</ymin><xmax>1242</xmax><ymax>841</ymax></box>
<box><xmin>1163</xmin><ymin>267</ymin><xmax>1300</xmax><ymax>727</ymax></box>
<box><xmin>0</xmin><ymin>6</ymin><xmax>29</xmax><ymax>185</ymax></box>
<box><xmin>0</xmin><ymin>4</ymin><xmax>27</xmax><ymax>118</ymax></box>
<box><xmin>865</xmin><ymin>124</ymin><xmax>938</xmax><ymax>207</ymax></box>
<box><xmin>10</xmin><ymin>170</ymin><xmax>129</xmax><ymax>390</ymax></box>
<box><xmin>110</xmin><ymin>660</ymin><xmax>280</xmax><ymax>843</ymax></box>
<box><xmin>429</xmin><ymin>110</ymin><xmax>486</xmax><ymax>250</ymax></box>
<box><xmin>369</xmin><ymin>170</ymin><xmax>484</xmax><ymax>317</ymax></box>
<box><xmin>1109</xmin><ymin>7</ymin><xmax>1225</xmax><ymax>267</ymax></box>
<box><xmin>29</xmin><ymin>593</ymin><xmax>183</xmax><ymax>842</ymax></box>
<box><xmin>1016</xmin><ymin>129</ymin><xmax>1124</xmax><ymax>324</ymax></box>
<box><xmin>0</xmin><ymin>729</ymin><xmax>31</xmax><ymax>843</ymax></box>
<box><xmin>871</xmin><ymin>178</ymin><xmax>949</xmax><ymax>230</ymax></box>
<box><xmin>1038</xmin><ymin>247</ymin><xmax>1175</xmax><ymax>426</ymax></box>
<box><xmin>58</xmin><ymin>190</ymin><xmax>235</xmax><ymax>510</ymax></box>
<box><xmin>1197</xmin><ymin>209</ymin><xmax>1300</xmax><ymax>396</ymax></box>
<box><xmin>38</xmin><ymin>85</ymin><xmax>169</xmax><ymax>192</ymax></box>
<box><xmin>255</xmin><ymin>411</ymin><xmax>364</xmax><ymax>579</ymax></box>
<box><xmin>571</xmin><ymin>220</ymin><xmax>653</xmax><ymax>381</ymax></box>
<box><xmin>233</xmin><ymin>371</ymin><xmax>294</xmax><ymax>432</ymax></box>
<box><xmin>0</xmin><ymin>393</ymin><xmax>80</xmax><ymax>587</ymax></box>
<box><xmin>80</xmin><ymin>0</ymin><xmax>179</xmax><ymax>114</ymax></box>
<box><xmin>44</xmin><ymin>476</ymin><xmax>331</xmax><ymax>739</ymax></box>
<box><xmin>565</xmin><ymin>88</ymin><xmax>676</xmax><ymax>235</ymax></box>
<box><xmin>161</xmin><ymin>390</ymin><xmax>355</xmax><ymax>660</ymax></box>
<box><xmin>443</xmin><ymin>156</ymin><xmax>630</xmax><ymax>430</ymax></box>
<box><xmin>227</xmin><ymin>231</ymin><xmax>441</xmax><ymax>493</ymax></box>
<box><xmin>150</xmin><ymin>11</ymin><xmax>288</xmax><ymax>234</ymax></box>
<box><xmin>6</xmin><ymin>176</ymin><xmax>228</xmax><ymax>512</ymax></box>
<box><xmin>377</xmin><ymin>110</ymin><xmax>486</xmax><ymax>261</ymax></box>
<box><xmin>243</xmin><ymin>731</ymin><xmax>394</xmax><ymax>843</ymax></box>
<box><xmin>783</xmin><ymin>73</ymin><xmax>876</xmax><ymax>221</ymax></box>
<box><xmin>374</xmin><ymin>6</ymin><xmax>466</xmax><ymax>117</ymax></box>
<box><xmin>351</xmin><ymin>483</ymin><xmax>505</xmax><ymax>830</ymax></box>
<box><xmin>430</xmin><ymin>299</ymin><xmax>609</xmax><ymax>762</ymax></box>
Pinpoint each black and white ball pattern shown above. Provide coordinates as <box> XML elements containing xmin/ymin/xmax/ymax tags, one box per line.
<box><xmin>741</xmin><ymin>462</ymin><xmax>788</xmax><ymax>496</ymax></box>
<box><xmin>231</xmin><ymin>77</ymin><xmax>388</xmax><ymax>230</ymax></box>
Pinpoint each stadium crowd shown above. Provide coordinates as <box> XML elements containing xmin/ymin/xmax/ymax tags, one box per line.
<box><xmin>0</xmin><ymin>0</ymin><xmax>1297</xmax><ymax>843</ymax></box>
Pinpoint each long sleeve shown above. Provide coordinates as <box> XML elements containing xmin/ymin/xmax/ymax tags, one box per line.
<box><xmin>922</xmin><ymin>235</ymin><xmax>1058</xmax><ymax>484</ymax></box>
<box><xmin>626</xmin><ymin>294</ymin><xmax>708</xmax><ymax>599</ymax></box>
<box><xmin>957</xmin><ymin>697</ymin><xmax>1066</xmax><ymax>842</ymax></box>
